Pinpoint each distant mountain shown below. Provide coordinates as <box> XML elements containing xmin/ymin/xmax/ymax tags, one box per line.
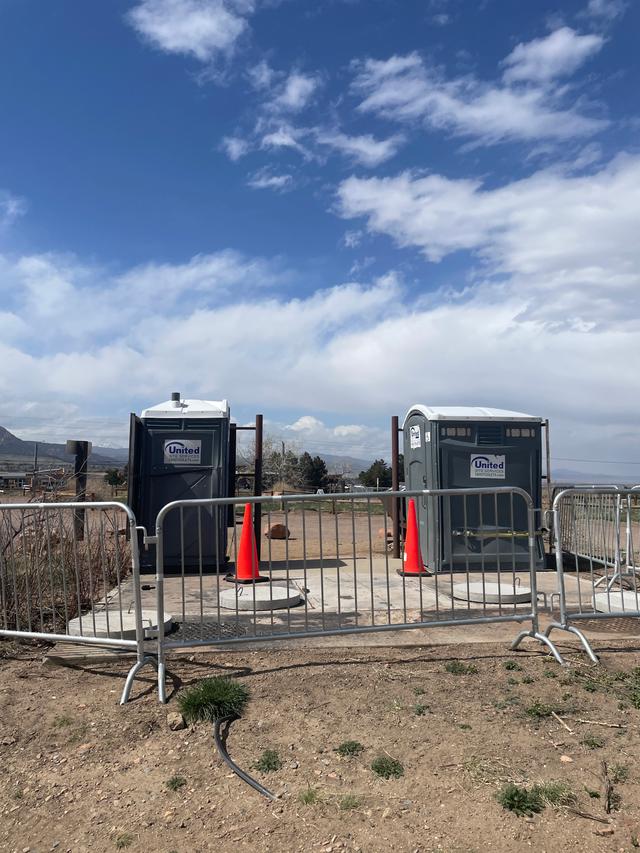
<box><xmin>317</xmin><ymin>453</ymin><xmax>376</xmax><ymax>475</ymax></box>
<box><xmin>551</xmin><ymin>468</ymin><xmax>636</xmax><ymax>486</ymax></box>
<box><xmin>0</xmin><ymin>426</ymin><xmax>126</xmax><ymax>469</ymax></box>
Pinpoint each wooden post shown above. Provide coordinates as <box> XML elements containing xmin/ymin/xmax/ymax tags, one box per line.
<box><xmin>253</xmin><ymin>414</ymin><xmax>263</xmax><ymax>558</ymax></box>
<box><xmin>66</xmin><ymin>440</ymin><xmax>92</xmax><ymax>541</ymax></box>
<box><xmin>391</xmin><ymin>415</ymin><xmax>400</xmax><ymax>559</ymax></box>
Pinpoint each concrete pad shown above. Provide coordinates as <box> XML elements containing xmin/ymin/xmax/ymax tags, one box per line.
<box><xmin>219</xmin><ymin>584</ymin><xmax>302</xmax><ymax>611</ymax></box>
<box><xmin>68</xmin><ymin>609</ymin><xmax>173</xmax><ymax>640</ymax></box>
<box><xmin>451</xmin><ymin>582</ymin><xmax>531</xmax><ymax>604</ymax></box>
<box><xmin>594</xmin><ymin>591</ymin><xmax>640</xmax><ymax>614</ymax></box>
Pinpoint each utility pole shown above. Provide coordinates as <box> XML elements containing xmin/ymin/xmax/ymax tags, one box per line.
<box><xmin>31</xmin><ymin>442</ymin><xmax>39</xmax><ymax>493</ymax></box>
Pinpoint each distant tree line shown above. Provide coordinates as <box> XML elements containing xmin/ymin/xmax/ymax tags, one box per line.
<box><xmin>262</xmin><ymin>449</ymin><xmax>330</xmax><ymax>491</ymax></box>
<box><xmin>358</xmin><ymin>455</ymin><xmax>403</xmax><ymax>488</ymax></box>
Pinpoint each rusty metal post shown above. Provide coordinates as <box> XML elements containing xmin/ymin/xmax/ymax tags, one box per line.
<box><xmin>253</xmin><ymin>414</ymin><xmax>263</xmax><ymax>558</ymax></box>
<box><xmin>391</xmin><ymin>415</ymin><xmax>400</xmax><ymax>559</ymax></box>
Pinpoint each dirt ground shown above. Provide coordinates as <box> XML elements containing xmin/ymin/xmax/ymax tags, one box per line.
<box><xmin>3</xmin><ymin>640</ymin><xmax>640</xmax><ymax>853</ymax></box>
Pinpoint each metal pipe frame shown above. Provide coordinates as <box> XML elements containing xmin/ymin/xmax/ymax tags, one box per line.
<box><xmin>0</xmin><ymin>500</ymin><xmax>156</xmax><ymax>704</ymax></box>
<box><xmin>152</xmin><ymin>486</ymin><xmax>559</xmax><ymax>703</ymax></box>
<box><xmin>544</xmin><ymin>487</ymin><xmax>640</xmax><ymax>664</ymax></box>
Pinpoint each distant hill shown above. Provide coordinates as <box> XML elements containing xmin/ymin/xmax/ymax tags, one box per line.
<box><xmin>317</xmin><ymin>453</ymin><xmax>376</xmax><ymax>476</ymax></box>
<box><xmin>0</xmin><ymin>426</ymin><xmax>127</xmax><ymax>470</ymax></box>
<box><xmin>551</xmin><ymin>467</ymin><xmax>636</xmax><ymax>486</ymax></box>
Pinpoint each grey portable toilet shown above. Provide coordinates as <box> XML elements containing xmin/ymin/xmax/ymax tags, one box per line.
<box><xmin>128</xmin><ymin>392</ymin><xmax>231</xmax><ymax>572</ymax></box>
<box><xmin>402</xmin><ymin>406</ymin><xmax>543</xmax><ymax>572</ymax></box>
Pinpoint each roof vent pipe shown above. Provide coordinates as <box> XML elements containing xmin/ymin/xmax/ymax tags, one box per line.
<box><xmin>171</xmin><ymin>391</ymin><xmax>181</xmax><ymax>408</ymax></box>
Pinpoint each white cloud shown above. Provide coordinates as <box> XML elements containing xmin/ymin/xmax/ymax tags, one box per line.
<box><xmin>247</xmin><ymin>59</ymin><xmax>276</xmax><ymax>90</ymax></box>
<box><xmin>283</xmin><ymin>416</ymin><xmax>385</xmax><ymax>459</ymax></box>
<box><xmin>1</xmin><ymin>239</ymin><xmax>639</xmax><ymax>471</ymax></box>
<box><xmin>352</xmin><ymin>50</ymin><xmax>606</xmax><ymax>144</ymax></box>
<box><xmin>246</xmin><ymin>168</ymin><xmax>293</xmax><ymax>191</ymax></box>
<box><xmin>259</xmin><ymin>123</ymin><xmax>310</xmax><ymax>157</ymax></box>
<box><xmin>0</xmin><ymin>191</ymin><xmax>27</xmax><ymax>229</ymax></box>
<box><xmin>271</xmin><ymin>71</ymin><xmax>320</xmax><ymax>112</ymax></box>
<box><xmin>583</xmin><ymin>0</ymin><xmax>627</xmax><ymax>21</ymax></box>
<box><xmin>342</xmin><ymin>230</ymin><xmax>363</xmax><ymax>249</ymax></box>
<box><xmin>337</xmin><ymin>154</ymin><xmax>640</xmax><ymax>328</ymax></box>
<box><xmin>126</xmin><ymin>0</ymin><xmax>253</xmax><ymax>62</ymax></box>
<box><xmin>502</xmin><ymin>27</ymin><xmax>604</xmax><ymax>84</ymax></box>
<box><xmin>314</xmin><ymin>129</ymin><xmax>404</xmax><ymax>167</ymax></box>
<box><xmin>0</xmin><ymin>249</ymin><xmax>289</xmax><ymax>346</ymax></box>
<box><xmin>220</xmin><ymin>135</ymin><xmax>250</xmax><ymax>160</ymax></box>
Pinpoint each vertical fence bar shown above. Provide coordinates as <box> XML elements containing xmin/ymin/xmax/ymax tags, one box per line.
<box><xmin>391</xmin><ymin>415</ymin><xmax>400</xmax><ymax>559</ymax></box>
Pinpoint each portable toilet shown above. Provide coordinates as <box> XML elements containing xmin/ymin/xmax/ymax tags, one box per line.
<box><xmin>402</xmin><ymin>406</ymin><xmax>543</xmax><ymax>572</ymax></box>
<box><xmin>128</xmin><ymin>392</ymin><xmax>231</xmax><ymax>572</ymax></box>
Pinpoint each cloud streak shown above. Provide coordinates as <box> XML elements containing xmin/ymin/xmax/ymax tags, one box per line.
<box><xmin>352</xmin><ymin>40</ymin><xmax>607</xmax><ymax>145</ymax></box>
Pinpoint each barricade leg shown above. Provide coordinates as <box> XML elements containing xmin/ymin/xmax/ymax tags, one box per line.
<box><xmin>544</xmin><ymin>622</ymin><xmax>599</xmax><ymax>663</ymax></box>
<box><xmin>510</xmin><ymin>626</ymin><xmax>566</xmax><ymax>665</ymax></box>
<box><xmin>158</xmin><ymin>658</ymin><xmax>167</xmax><ymax>704</ymax></box>
<box><xmin>120</xmin><ymin>654</ymin><xmax>158</xmax><ymax>704</ymax></box>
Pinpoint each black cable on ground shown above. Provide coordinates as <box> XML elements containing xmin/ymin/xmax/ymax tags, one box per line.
<box><xmin>213</xmin><ymin>714</ymin><xmax>276</xmax><ymax>800</ymax></box>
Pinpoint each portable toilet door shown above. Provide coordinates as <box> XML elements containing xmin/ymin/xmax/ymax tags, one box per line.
<box><xmin>403</xmin><ymin>406</ymin><xmax>543</xmax><ymax>572</ymax></box>
<box><xmin>128</xmin><ymin>393</ymin><xmax>231</xmax><ymax>572</ymax></box>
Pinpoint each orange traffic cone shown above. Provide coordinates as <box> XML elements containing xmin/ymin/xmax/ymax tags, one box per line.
<box><xmin>226</xmin><ymin>503</ymin><xmax>269</xmax><ymax>584</ymax></box>
<box><xmin>397</xmin><ymin>498</ymin><xmax>431</xmax><ymax>577</ymax></box>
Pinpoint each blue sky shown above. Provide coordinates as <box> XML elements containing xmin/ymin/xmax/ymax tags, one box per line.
<box><xmin>0</xmin><ymin>0</ymin><xmax>639</xmax><ymax>476</ymax></box>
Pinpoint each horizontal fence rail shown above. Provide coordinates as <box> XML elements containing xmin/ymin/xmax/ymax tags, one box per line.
<box><xmin>546</xmin><ymin>487</ymin><xmax>640</xmax><ymax>662</ymax></box>
<box><xmin>150</xmin><ymin>487</ymin><xmax>561</xmax><ymax>702</ymax></box>
<box><xmin>0</xmin><ymin>500</ymin><xmax>155</xmax><ymax>703</ymax></box>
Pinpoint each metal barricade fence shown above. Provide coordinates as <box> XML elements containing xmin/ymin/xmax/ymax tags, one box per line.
<box><xmin>0</xmin><ymin>501</ymin><xmax>155</xmax><ymax>703</ymax></box>
<box><xmin>546</xmin><ymin>487</ymin><xmax>640</xmax><ymax>662</ymax></box>
<box><xmin>148</xmin><ymin>487</ymin><xmax>560</xmax><ymax>703</ymax></box>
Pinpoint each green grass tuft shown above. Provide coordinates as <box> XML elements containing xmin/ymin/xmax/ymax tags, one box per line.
<box><xmin>254</xmin><ymin>749</ymin><xmax>282</xmax><ymax>773</ymax></box>
<box><xmin>497</xmin><ymin>783</ymin><xmax>543</xmax><ymax>816</ymax></box>
<box><xmin>524</xmin><ymin>701</ymin><xmax>555</xmax><ymax>720</ymax></box>
<box><xmin>166</xmin><ymin>775</ymin><xmax>187</xmax><ymax>792</ymax></box>
<box><xmin>339</xmin><ymin>794</ymin><xmax>361</xmax><ymax>810</ymax></box>
<box><xmin>534</xmin><ymin>781</ymin><xmax>575</xmax><ymax>808</ymax></box>
<box><xmin>178</xmin><ymin>676</ymin><xmax>249</xmax><ymax>724</ymax></box>
<box><xmin>496</xmin><ymin>781</ymin><xmax>573</xmax><ymax>817</ymax></box>
<box><xmin>336</xmin><ymin>740</ymin><xmax>364</xmax><ymax>757</ymax></box>
<box><xmin>582</xmin><ymin>734</ymin><xmax>605</xmax><ymax>750</ymax></box>
<box><xmin>298</xmin><ymin>786</ymin><xmax>319</xmax><ymax>805</ymax></box>
<box><xmin>444</xmin><ymin>661</ymin><xmax>478</xmax><ymax>675</ymax></box>
<box><xmin>371</xmin><ymin>755</ymin><xmax>404</xmax><ymax>779</ymax></box>
<box><xmin>611</xmin><ymin>763</ymin><xmax>629</xmax><ymax>784</ymax></box>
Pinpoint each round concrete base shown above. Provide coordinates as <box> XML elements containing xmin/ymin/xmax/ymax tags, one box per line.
<box><xmin>67</xmin><ymin>609</ymin><xmax>173</xmax><ymax>640</ymax></box>
<box><xmin>219</xmin><ymin>584</ymin><xmax>302</xmax><ymax>611</ymax></box>
<box><xmin>594</xmin><ymin>591</ymin><xmax>640</xmax><ymax>614</ymax></box>
<box><xmin>451</xmin><ymin>581</ymin><xmax>531</xmax><ymax>604</ymax></box>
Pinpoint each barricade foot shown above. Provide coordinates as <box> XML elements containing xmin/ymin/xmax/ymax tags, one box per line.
<box><xmin>510</xmin><ymin>629</ymin><xmax>566</xmax><ymax>665</ymax></box>
<box><xmin>158</xmin><ymin>660</ymin><xmax>168</xmax><ymax>704</ymax></box>
<box><xmin>545</xmin><ymin>622</ymin><xmax>599</xmax><ymax>664</ymax></box>
<box><xmin>120</xmin><ymin>655</ymin><xmax>158</xmax><ymax>705</ymax></box>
